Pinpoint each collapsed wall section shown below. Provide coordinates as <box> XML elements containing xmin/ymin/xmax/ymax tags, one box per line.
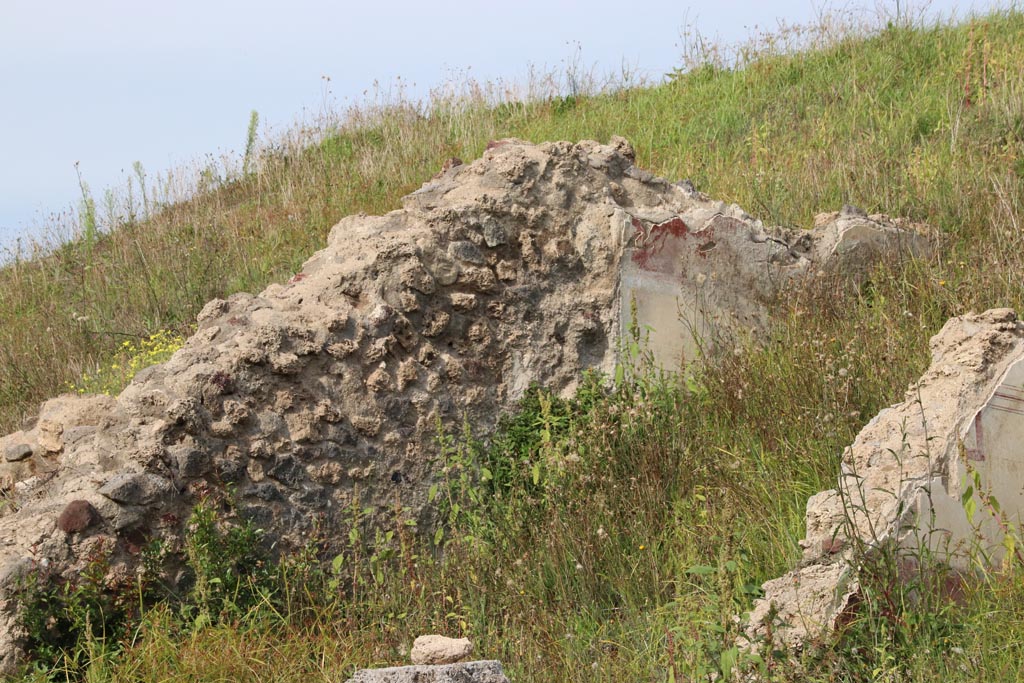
<box><xmin>746</xmin><ymin>308</ymin><xmax>1024</xmax><ymax>652</ymax></box>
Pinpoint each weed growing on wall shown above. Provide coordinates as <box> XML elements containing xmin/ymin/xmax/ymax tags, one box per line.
<box><xmin>17</xmin><ymin>538</ymin><xmax>149</xmax><ymax>678</ymax></box>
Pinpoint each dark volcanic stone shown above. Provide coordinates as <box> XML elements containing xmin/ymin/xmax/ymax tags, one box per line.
<box><xmin>215</xmin><ymin>456</ymin><xmax>245</xmax><ymax>482</ymax></box>
<box><xmin>267</xmin><ymin>455</ymin><xmax>302</xmax><ymax>486</ymax></box>
<box><xmin>245</xmin><ymin>482</ymin><xmax>283</xmax><ymax>502</ymax></box>
<box><xmin>448</xmin><ymin>240</ymin><xmax>485</xmax><ymax>265</ymax></box>
<box><xmin>98</xmin><ymin>473</ymin><xmax>173</xmax><ymax>505</ymax></box>
<box><xmin>3</xmin><ymin>444</ymin><xmax>32</xmax><ymax>462</ymax></box>
<box><xmin>57</xmin><ymin>500</ymin><xmax>100</xmax><ymax>534</ymax></box>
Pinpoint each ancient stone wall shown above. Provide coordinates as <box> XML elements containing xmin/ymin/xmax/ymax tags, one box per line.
<box><xmin>0</xmin><ymin>137</ymin><xmax>928</xmax><ymax>671</ymax></box>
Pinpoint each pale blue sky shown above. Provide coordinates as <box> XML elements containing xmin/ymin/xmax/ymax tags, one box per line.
<box><xmin>0</xmin><ymin>0</ymin><xmax>1010</xmax><ymax>250</ymax></box>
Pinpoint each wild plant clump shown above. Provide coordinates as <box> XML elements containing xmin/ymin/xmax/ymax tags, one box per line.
<box><xmin>68</xmin><ymin>330</ymin><xmax>186</xmax><ymax>397</ymax></box>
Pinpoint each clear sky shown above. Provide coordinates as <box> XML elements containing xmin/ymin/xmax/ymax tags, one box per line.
<box><xmin>0</xmin><ymin>0</ymin><xmax>1011</xmax><ymax>251</ymax></box>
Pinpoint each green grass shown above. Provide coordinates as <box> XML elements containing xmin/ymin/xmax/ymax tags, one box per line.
<box><xmin>5</xmin><ymin>7</ymin><xmax>1024</xmax><ymax>682</ymax></box>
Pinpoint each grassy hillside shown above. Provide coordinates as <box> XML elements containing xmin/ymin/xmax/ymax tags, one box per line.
<box><xmin>6</xmin><ymin>9</ymin><xmax>1024</xmax><ymax>682</ymax></box>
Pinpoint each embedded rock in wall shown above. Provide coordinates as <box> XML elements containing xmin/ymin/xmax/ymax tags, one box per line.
<box><xmin>745</xmin><ymin>308</ymin><xmax>1024</xmax><ymax>652</ymax></box>
<box><xmin>0</xmin><ymin>137</ymin><xmax>927</xmax><ymax>672</ymax></box>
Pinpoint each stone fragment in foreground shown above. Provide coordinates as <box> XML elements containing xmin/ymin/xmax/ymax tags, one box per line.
<box><xmin>746</xmin><ymin>308</ymin><xmax>1024</xmax><ymax>651</ymax></box>
<box><xmin>345</xmin><ymin>660</ymin><xmax>509</xmax><ymax>683</ymax></box>
<box><xmin>410</xmin><ymin>634</ymin><xmax>473</xmax><ymax>665</ymax></box>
